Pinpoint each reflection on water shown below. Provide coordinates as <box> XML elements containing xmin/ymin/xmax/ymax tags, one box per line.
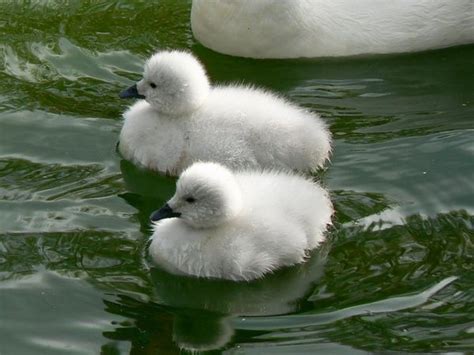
<box><xmin>14</xmin><ymin>210</ymin><xmax>462</xmax><ymax>353</ymax></box>
<box><xmin>148</xmin><ymin>249</ymin><xmax>327</xmax><ymax>317</ymax></box>
<box><xmin>103</xmin><ymin>249</ymin><xmax>327</xmax><ymax>353</ymax></box>
<box><xmin>0</xmin><ymin>0</ymin><xmax>473</xmax><ymax>353</ymax></box>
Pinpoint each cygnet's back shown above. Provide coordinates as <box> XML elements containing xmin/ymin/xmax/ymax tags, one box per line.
<box><xmin>188</xmin><ymin>86</ymin><xmax>331</xmax><ymax>171</ymax></box>
<box><xmin>236</xmin><ymin>171</ymin><xmax>332</xmax><ymax>246</ymax></box>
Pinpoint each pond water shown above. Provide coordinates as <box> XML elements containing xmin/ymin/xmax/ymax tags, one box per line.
<box><xmin>0</xmin><ymin>1</ymin><xmax>473</xmax><ymax>354</ymax></box>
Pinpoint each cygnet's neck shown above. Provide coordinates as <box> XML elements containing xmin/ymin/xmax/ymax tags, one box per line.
<box><xmin>148</xmin><ymin>89</ymin><xmax>209</xmax><ymax>117</ymax></box>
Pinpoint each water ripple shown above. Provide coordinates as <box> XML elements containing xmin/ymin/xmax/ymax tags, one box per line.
<box><xmin>29</xmin><ymin>38</ymin><xmax>142</xmax><ymax>83</ymax></box>
<box><xmin>233</xmin><ymin>276</ymin><xmax>458</xmax><ymax>331</ymax></box>
<box><xmin>290</xmin><ymin>78</ymin><xmax>388</xmax><ymax>100</ymax></box>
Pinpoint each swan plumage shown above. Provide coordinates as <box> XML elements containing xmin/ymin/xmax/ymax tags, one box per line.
<box><xmin>148</xmin><ymin>162</ymin><xmax>333</xmax><ymax>281</ymax></box>
<box><xmin>191</xmin><ymin>0</ymin><xmax>474</xmax><ymax>58</ymax></box>
<box><xmin>119</xmin><ymin>50</ymin><xmax>331</xmax><ymax>175</ymax></box>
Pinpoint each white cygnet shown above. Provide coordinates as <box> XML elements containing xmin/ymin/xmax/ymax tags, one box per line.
<box><xmin>148</xmin><ymin>162</ymin><xmax>333</xmax><ymax>281</ymax></box>
<box><xmin>191</xmin><ymin>0</ymin><xmax>474</xmax><ymax>58</ymax></box>
<box><xmin>118</xmin><ymin>50</ymin><xmax>331</xmax><ymax>176</ymax></box>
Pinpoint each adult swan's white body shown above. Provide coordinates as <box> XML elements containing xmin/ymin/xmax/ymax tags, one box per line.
<box><xmin>191</xmin><ymin>0</ymin><xmax>474</xmax><ymax>59</ymax></box>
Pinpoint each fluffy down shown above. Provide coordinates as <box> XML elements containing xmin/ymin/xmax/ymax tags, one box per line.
<box><xmin>148</xmin><ymin>162</ymin><xmax>333</xmax><ymax>281</ymax></box>
<box><xmin>119</xmin><ymin>50</ymin><xmax>331</xmax><ymax>175</ymax></box>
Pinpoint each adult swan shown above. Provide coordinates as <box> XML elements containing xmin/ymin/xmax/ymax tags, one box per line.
<box><xmin>191</xmin><ymin>0</ymin><xmax>474</xmax><ymax>58</ymax></box>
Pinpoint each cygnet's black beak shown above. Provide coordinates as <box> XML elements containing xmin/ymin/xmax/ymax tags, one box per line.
<box><xmin>150</xmin><ymin>203</ymin><xmax>181</xmax><ymax>222</ymax></box>
<box><xmin>119</xmin><ymin>84</ymin><xmax>145</xmax><ymax>99</ymax></box>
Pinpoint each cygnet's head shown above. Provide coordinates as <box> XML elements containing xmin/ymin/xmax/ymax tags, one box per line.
<box><xmin>150</xmin><ymin>162</ymin><xmax>243</xmax><ymax>229</ymax></box>
<box><xmin>120</xmin><ymin>50</ymin><xmax>210</xmax><ymax>115</ymax></box>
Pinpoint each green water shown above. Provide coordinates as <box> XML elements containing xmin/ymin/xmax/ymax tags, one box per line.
<box><xmin>1</xmin><ymin>1</ymin><xmax>473</xmax><ymax>354</ymax></box>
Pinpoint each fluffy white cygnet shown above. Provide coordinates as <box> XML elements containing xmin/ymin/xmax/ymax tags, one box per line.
<box><xmin>119</xmin><ymin>50</ymin><xmax>331</xmax><ymax>176</ymax></box>
<box><xmin>191</xmin><ymin>0</ymin><xmax>474</xmax><ymax>58</ymax></box>
<box><xmin>148</xmin><ymin>162</ymin><xmax>333</xmax><ymax>281</ymax></box>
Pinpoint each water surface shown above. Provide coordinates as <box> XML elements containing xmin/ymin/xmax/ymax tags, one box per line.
<box><xmin>0</xmin><ymin>1</ymin><xmax>473</xmax><ymax>354</ymax></box>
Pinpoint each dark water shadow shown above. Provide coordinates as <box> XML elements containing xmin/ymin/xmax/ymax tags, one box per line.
<box><xmin>102</xmin><ymin>247</ymin><xmax>329</xmax><ymax>353</ymax></box>
<box><xmin>118</xmin><ymin>159</ymin><xmax>176</xmax><ymax>235</ymax></box>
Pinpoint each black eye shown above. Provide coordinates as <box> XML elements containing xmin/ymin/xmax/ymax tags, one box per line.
<box><xmin>185</xmin><ymin>197</ymin><xmax>196</xmax><ymax>203</ymax></box>
<box><xmin>150</xmin><ymin>82</ymin><xmax>157</xmax><ymax>88</ymax></box>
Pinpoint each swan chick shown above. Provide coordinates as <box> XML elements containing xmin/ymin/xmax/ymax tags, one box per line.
<box><xmin>119</xmin><ymin>50</ymin><xmax>331</xmax><ymax>176</ymax></box>
<box><xmin>148</xmin><ymin>162</ymin><xmax>333</xmax><ymax>281</ymax></box>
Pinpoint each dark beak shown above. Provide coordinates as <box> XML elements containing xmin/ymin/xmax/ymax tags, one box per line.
<box><xmin>119</xmin><ymin>84</ymin><xmax>145</xmax><ymax>99</ymax></box>
<box><xmin>150</xmin><ymin>203</ymin><xmax>181</xmax><ymax>222</ymax></box>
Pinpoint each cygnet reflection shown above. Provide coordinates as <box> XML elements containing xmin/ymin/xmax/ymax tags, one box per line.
<box><xmin>148</xmin><ymin>246</ymin><xmax>329</xmax><ymax>352</ymax></box>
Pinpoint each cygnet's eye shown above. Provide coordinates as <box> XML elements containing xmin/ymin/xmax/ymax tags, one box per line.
<box><xmin>185</xmin><ymin>197</ymin><xmax>196</xmax><ymax>203</ymax></box>
<box><xmin>149</xmin><ymin>82</ymin><xmax>157</xmax><ymax>88</ymax></box>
